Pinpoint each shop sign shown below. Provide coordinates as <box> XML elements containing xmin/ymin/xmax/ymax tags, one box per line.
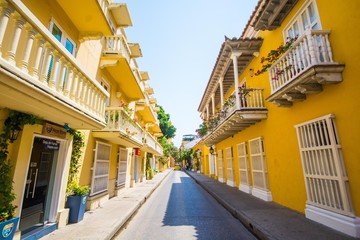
<box><xmin>134</xmin><ymin>148</ymin><xmax>141</xmax><ymax>156</ymax></box>
<box><xmin>43</xmin><ymin>123</ymin><xmax>67</xmax><ymax>139</ymax></box>
<box><xmin>42</xmin><ymin>139</ymin><xmax>60</xmax><ymax>150</ymax></box>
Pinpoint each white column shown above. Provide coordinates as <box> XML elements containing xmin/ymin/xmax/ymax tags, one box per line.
<box><xmin>206</xmin><ymin>105</ymin><xmax>209</xmax><ymax>120</ymax></box>
<box><xmin>56</xmin><ymin>57</ymin><xmax>66</xmax><ymax>92</ymax></box>
<box><xmin>219</xmin><ymin>77</ymin><xmax>224</xmax><ymax>107</ymax></box>
<box><xmin>63</xmin><ymin>65</ymin><xmax>73</xmax><ymax>96</ymax></box>
<box><xmin>6</xmin><ymin>14</ymin><xmax>26</xmax><ymax>65</ymax></box>
<box><xmin>232</xmin><ymin>53</ymin><xmax>242</xmax><ymax>109</ymax></box>
<box><xmin>21</xmin><ymin>26</ymin><xmax>37</xmax><ymax>73</ymax></box>
<box><xmin>40</xmin><ymin>44</ymin><xmax>53</xmax><ymax>83</ymax></box>
<box><xmin>70</xmin><ymin>69</ymin><xmax>79</xmax><ymax>100</ymax></box>
<box><xmin>211</xmin><ymin>94</ymin><xmax>215</xmax><ymax>115</ymax></box>
<box><xmin>48</xmin><ymin>51</ymin><xmax>60</xmax><ymax>89</ymax></box>
<box><xmin>30</xmin><ymin>36</ymin><xmax>45</xmax><ymax>79</ymax></box>
<box><xmin>0</xmin><ymin>4</ymin><xmax>13</xmax><ymax>56</ymax></box>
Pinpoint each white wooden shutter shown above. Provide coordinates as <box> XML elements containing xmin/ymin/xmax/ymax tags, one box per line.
<box><xmin>217</xmin><ymin>150</ymin><xmax>224</xmax><ymax>182</ymax></box>
<box><xmin>237</xmin><ymin>142</ymin><xmax>251</xmax><ymax>192</ymax></box>
<box><xmin>226</xmin><ymin>147</ymin><xmax>235</xmax><ymax>186</ymax></box>
<box><xmin>117</xmin><ymin>148</ymin><xmax>128</xmax><ymax>187</ymax></box>
<box><xmin>91</xmin><ymin>142</ymin><xmax>111</xmax><ymax>195</ymax></box>
<box><xmin>295</xmin><ymin>114</ymin><xmax>353</xmax><ymax>216</ymax></box>
<box><xmin>249</xmin><ymin>137</ymin><xmax>269</xmax><ymax>190</ymax></box>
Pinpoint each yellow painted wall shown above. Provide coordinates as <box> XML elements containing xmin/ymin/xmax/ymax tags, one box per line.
<box><xmin>198</xmin><ymin>0</ymin><xmax>360</xmax><ymax>216</ymax></box>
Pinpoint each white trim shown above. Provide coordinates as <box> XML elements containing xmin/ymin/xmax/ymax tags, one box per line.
<box><xmin>252</xmin><ymin>187</ymin><xmax>272</xmax><ymax>202</ymax></box>
<box><xmin>282</xmin><ymin>0</ymin><xmax>322</xmax><ymax>40</ymax></box>
<box><xmin>239</xmin><ymin>184</ymin><xmax>252</xmax><ymax>194</ymax></box>
<box><xmin>49</xmin><ymin>18</ymin><xmax>77</xmax><ymax>55</ymax></box>
<box><xmin>226</xmin><ymin>180</ymin><xmax>236</xmax><ymax>187</ymax></box>
<box><xmin>218</xmin><ymin>177</ymin><xmax>225</xmax><ymax>183</ymax></box>
<box><xmin>306</xmin><ymin>205</ymin><xmax>360</xmax><ymax>238</ymax></box>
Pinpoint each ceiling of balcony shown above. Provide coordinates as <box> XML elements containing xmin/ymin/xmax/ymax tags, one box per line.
<box><xmin>198</xmin><ymin>37</ymin><xmax>263</xmax><ymax>113</ymax></box>
<box><xmin>251</xmin><ymin>0</ymin><xmax>299</xmax><ymax>31</ymax></box>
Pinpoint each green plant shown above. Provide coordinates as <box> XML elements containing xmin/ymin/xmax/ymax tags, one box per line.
<box><xmin>66</xmin><ymin>182</ymin><xmax>89</xmax><ymax>197</ymax></box>
<box><xmin>0</xmin><ymin>111</ymin><xmax>40</xmax><ymax>222</ymax></box>
<box><xmin>66</xmin><ymin>129</ymin><xmax>88</xmax><ymax>196</ymax></box>
<box><xmin>254</xmin><ymin>37</ymin><xmax>297</xmax><ymax>78</ymax></box>
<box><xmin>196</xmin><ymin>122</ymin><xmax>208</xmax><ymax>138</ymax></box>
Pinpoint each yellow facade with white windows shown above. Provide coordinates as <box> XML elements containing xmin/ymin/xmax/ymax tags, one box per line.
<box><xmin>196</xmin><ymin>0</ymin><xmax>360</xmax><ymax>237</ymax></box>
<box><xmin>0</xmin><ymin>0</ymin><xmax>163</xmax><ymax>239</ymax></box>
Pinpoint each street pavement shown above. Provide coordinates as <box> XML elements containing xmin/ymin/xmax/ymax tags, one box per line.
<box><xmin>41</xmin><ymin>169</ymin><xmax>172</xmax><ymax>240</ymax></box>
<box><xmin>185</xmin><ymin>170</ymin><xmax>357</xmax><ymax>240</ymax></box>
<box><xmin>40</xmin><ymin>168</ymin><xmax>357</xmax><ymax>240</ymax></box>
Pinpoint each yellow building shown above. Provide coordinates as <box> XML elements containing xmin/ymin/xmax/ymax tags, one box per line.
<box><xmin>196</xmin><ymin>0</ymin><xmax>360</xmax><ymax>237</ymax></box>
<box><xmin>0</xmin><ymin>0</ymin><xmax>163</xmax><ymax>239</ymax></box>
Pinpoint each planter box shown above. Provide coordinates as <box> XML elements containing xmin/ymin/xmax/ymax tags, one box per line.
<box><xmin>66</xmin><ymin>194</ymin><xmax>88</xmax><ymax>223</ymax></box>
<box><xmin>0</xmin><ymin>217</ymin><xmax>19</xmax><ymax>240</ymax></box>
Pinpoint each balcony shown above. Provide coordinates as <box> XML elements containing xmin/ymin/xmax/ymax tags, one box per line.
<box><xmin>100</xmin><ymin>35</ymin><xmax>145</xmax><ymax>100</ymax></box>
<box><xmin>141</xmin><ymin>132</ymin><xmax>163</xmax><ymax>156</ymax></box>
<box><xmin>136</xmin><ymin>94</ymin><xmax>158</xmax><ymax>124</ymax></box>
<box><xmin>0</xmin><ymin>0</ymin><xmax>109</xmax><ymax>129</ymax></box>
<box><xmin>203</xmin><ymin>89</ymin><xmax>267</xmax><ymax>146</ymax></box>
<box><xmin>92</xmin><ymin>107</ymin><xmax>144</xmax><ymax>147</ymax></box>
<box><xmin>266</xmin><ymin>30</ymin><xmax>345</xmax><ymax>107</ymax></box>
<box><xmin>57</xmin><ymin>0</ymin><xmax>114</xmax><ymax>36</ymax></box>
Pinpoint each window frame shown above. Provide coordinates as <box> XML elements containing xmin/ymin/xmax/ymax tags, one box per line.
<box><xmin>116</xmin><ymin>147</ymin><xmax>128</xmax><ymax>187</ymax></box>
<box><xmin>49</xmin><ymin>18</ymin><xmax>77</xmax><ymax>56</ymax></box>
<box><xmin>282</xmin><ymin>0</ymin><xmax>322</xmax><ymax>40</ymax></box>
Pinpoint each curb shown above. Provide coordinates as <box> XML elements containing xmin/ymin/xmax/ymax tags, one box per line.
<box><xmin>185</xmin><ymin>170</ymin><xmax>272</xmax><ymax>240</ymax></box>
<box><xmin>108</xmin><ymin>169</ymin><xmax>173</xmax><ymax>239</ymax></box>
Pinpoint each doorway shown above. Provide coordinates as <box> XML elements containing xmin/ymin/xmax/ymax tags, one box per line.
<box><xmin>20</xmin><ymin>137</ymin><xmax>60</xmax><ymax>234</ymax></box>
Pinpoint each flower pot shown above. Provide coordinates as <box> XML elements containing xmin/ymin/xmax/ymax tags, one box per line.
<box><xmin>65</xmin><ymin>194</ymin><xmax>88</xmax><ymax>223</ymax></box>
<box><xmin>0</xmin><ymin>217</ymin><xmax>19</xmax><ymax>240</ymax></box>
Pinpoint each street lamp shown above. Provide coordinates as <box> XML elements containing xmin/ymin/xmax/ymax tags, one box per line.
<box><xmin>209</xmin><ymin>146</ymin><xmax>214</xmax><ymax>155</ymax></box>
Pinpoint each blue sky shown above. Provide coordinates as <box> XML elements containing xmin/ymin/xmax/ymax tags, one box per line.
<box><xmin>119</xmin><ymin>1</ymin><xmax>258</xmax><ymax>147</ymax></box>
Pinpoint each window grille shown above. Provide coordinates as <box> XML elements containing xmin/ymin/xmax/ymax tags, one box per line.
<box><xmin>295</xmin><ymin>114</ymin><xmax>353</xmax><ymax>216</ymax></box>
<box><xmin>117</xmin><ymin>148</ymin><xmax>128</xmax><ymax>187</ymax></box>
<box><xmin>237</xmin><ymin>142</ymin><xmax>251</xmax><ymax>187</ymax></box>
<box><xmin>217</xmin><ymin>150</ymin><xmax>224</xmax><ymax>181</ymax></box>
<box><xmin>226</xmin><ymin>147</ymin><xmax>234</xmax><ymax>186</ymax></box>
<box><xmin>249</xmin><ymin>137</ymin><xmax>269</xmax><ymax>191</ymax></box>
<box><xmin>91</xmin><ymin>142</ymin><xmax>111</xmax><ymax>195</ymax></box>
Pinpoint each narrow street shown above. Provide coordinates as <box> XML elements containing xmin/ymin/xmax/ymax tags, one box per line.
<box><xmin>114</xmin><ymin>170</ymin><xmax>256</xmax><ymax>240</ymax></box>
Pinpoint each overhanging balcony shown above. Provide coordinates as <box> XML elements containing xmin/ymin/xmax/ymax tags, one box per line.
<box><xmin>141</xmin><ymin>132</ymin><xmax>163</xmax><ymax>156</ymax></box>
<box><xmin>92</xmin><ymin>107</ymin><xmax>144</xmax><ymax>147</ymax></box>
<box><xmin>136</xmin><ymin>94</ymin><xmax>158</xmax><ymax>124</ymax></box>
<box><xmin>203</xmin><ymin>89</ymin><xmax>267</xmax><ymax>146</ymax></box>
<box><xmin>0</xmin><ymin>0</ymin><xmax>109</xmax><ymax>129</ymax></box>
<box><xmin>56</xmin><ymin>0</ymin><xmax>114</xmax><ymax>36</ymax></box>
<box><xmin>100</xmin><ymin>35</ymin><xmax>145</xmax><ymax>100</ymax></box>
<box><xmin>266</xmin><ymin>30</ymin><xmax>345</xmax><ymax>107</ymax></box>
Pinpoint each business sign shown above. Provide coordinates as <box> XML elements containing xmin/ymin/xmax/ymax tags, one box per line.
<box><xmin>42</xmin><ymin>123</ymin><xmax>67</xmax><ymax>139</ymax></box>
<box><xmin>42</xmin><ymin>139</ymin><xmax>60</xmax><ymax>150</ymax></box>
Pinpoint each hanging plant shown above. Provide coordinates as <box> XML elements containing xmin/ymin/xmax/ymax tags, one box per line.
<box><xmin>0</xmin><ymin>111</ymin><xmax>41</xmax><ymax>222</ymax></box>
<box><xmin>254</xmin><ymin>37</ymin><xmax>297</xmax><ymax>78</ymax></box>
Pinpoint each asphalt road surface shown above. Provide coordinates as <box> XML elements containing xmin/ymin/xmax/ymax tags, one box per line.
<box><xmin>114</xmin><ymin>170</ymin><xmax>257</xmax><ymax>240</ymax></box>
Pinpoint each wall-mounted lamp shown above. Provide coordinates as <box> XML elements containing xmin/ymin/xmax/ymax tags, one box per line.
<box><xmin>64</xmin><ymin>123</ymin><xmax>71</xmax><ymax>132</ymax></box>
<box><xmin>249</xmin><ymin>68</ymin><xmax>254</xmax><ymax>77</ymax></box>
<box><xmin>209</xmin><ymin>146</ymin><xmax>214</xmax><ymax>155</ymax></box>
<box><xmin>9</xmin><ymin>125</ymin><xmax>22</xmax><ymax>142</ymax></box>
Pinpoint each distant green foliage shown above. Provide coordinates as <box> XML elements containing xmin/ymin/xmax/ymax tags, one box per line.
<box><xmin>156</xmin><ymin>104</ymin><xmax>176</xmax><ymax>139</ymax></box>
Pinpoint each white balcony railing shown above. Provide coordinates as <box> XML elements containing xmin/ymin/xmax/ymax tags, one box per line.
<box><xmin>103</xmin><ymin>35</ymin><xmax>131</xmax><ymax>62</ymax></box>
<box><xmin>145</xmin><ymin>132</ymin><xmax>163</xmax><ymax>156</ymax></box>
<box><xmin>268</xmin><ymin>29</ymin><xmax>335</xmax><ymax>94</ymax></box>
<box><xmin>0</xmin><ymin>0</ymin><xmax>109</xmax><ymax>122</ymax></box>
<box><xmin>104</xmin><ymin>107</ymin><xmax>144</xmax><ymax>144</ymax></box>
<box><xmin>205</xmin><ymin>88</ymin><xmax>266</xmax><ymax>137</ymax></box>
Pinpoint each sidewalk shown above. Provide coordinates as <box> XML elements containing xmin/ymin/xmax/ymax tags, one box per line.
<box><xmin>41</xmin><ymin>169</ymin><xmax>172</xmax><ymax>240</ymax></box>
<box><xmin>185</xmin><ymin>170</ymin><xmax>356</xmax><ymax>240</ymax></box>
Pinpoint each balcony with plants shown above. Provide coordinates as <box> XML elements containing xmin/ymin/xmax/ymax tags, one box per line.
<box><xmin>0</xmin><ymin>0</ymin><xmax>109</xmax><ymax>129</ymax></box>
<box><xmin>198</xmin><ymin>88</ymin><xmax>267</xmax><ymax>146</ymax></box>
<box><xmin>93</xmin><ymin>107</ymin><xmax>144</xmax><ymax>147</ymax></box>
<box><xmin>263</xmin><ymin>30</ymin><xmax>345</xmax><ymax>107</ymax></box>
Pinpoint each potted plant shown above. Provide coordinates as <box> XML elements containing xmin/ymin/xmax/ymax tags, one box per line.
<box><xmin>64</xmin><ymin>129</ymin><xmax>89</xmax><ymax>223</ymax></box>
<box><xmin>65</xmin><ymin>182</ymin><xmax>89</xmax><ymax>223</ymax></box>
